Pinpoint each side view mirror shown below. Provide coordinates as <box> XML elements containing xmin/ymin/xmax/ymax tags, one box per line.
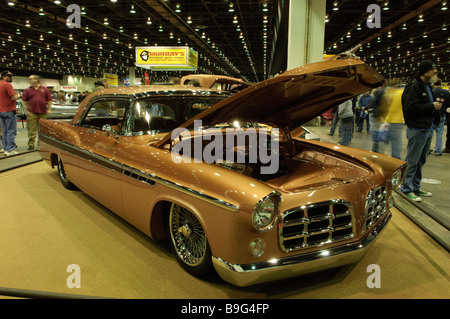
<box><xmin>102</xmin><ymin>124</ymin><xmax>119</xmax><ymax>141</ymax></box>
<box><xmin>102</xmin><ymin>124</ymin><xmax>115</xmax><ymax>133</ymax></box>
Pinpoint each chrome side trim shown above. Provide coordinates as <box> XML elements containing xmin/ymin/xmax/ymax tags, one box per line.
<box><xmin>212</xmin><ymin>212</ymin><xmax>391</xmax><ymax>287</ymax></box>
<box><xmin>39</xmin><ymin>133</ymin><xmax>240</xmax><ymax>212</ymax></box>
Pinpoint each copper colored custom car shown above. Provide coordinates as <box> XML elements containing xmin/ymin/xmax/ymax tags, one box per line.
<box><xmin>180</xmin><ymin>74</ymin><xmax>250</xmax><ymax>92</ymax></box>
<box><xmin>39</xmin><ymin>54</ymin><xmax>406</xmax><ymax>287</ymax></box>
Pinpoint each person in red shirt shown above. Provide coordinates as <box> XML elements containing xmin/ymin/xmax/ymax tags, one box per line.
<box><xmin>0</xmin><ymin>70</ymin><xmax>21</xmax><ymax>156</ymax></box>
<box><xmin>22</xmin><ymin>75</ymin><xmax>53</xmax><ymax>150</ymax></box>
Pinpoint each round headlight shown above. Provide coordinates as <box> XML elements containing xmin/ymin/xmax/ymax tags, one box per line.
<box><xmin>391</xmin><ymin>168</ymin><xmax>403</xmax><ymax>188</ymax></box>
<box><xmin>252</xmin><ymin>194</ymin><xmax>279</xmax><ymax>232</ymax></box>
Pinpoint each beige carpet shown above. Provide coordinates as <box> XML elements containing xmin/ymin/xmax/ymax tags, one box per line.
<box><xmin>1</xmin><ymin>162</ymin><xmax>449</xmax><ymax>299</ymax></box>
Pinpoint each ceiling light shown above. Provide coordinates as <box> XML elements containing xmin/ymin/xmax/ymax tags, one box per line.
<box><xmin>325</xmin><ymin>14</ymin><xmax>329</xmax><ymax>23</ymax></box>
<box><xmin>333</xmin><ymin>1</ymin><xmax>339</xmax><ymax>11</ymax></box>
<box><xmin>54</xmin><ymin>0</ymin><xmax>61</xmax><ymax>4</ymax></box>
<box><xmin>111</xmin><ymin>0</ymin><xmax>117</xmax><ymax>2</ymax></box>
<box><xmin>25</xmin><ymin>19</ymin><xmax>31</xmax><ymax>27</ymax></box>
<box><xmin>130</xmin><ymin>5</ymin><xmax>136</xmax><ymax>14</ymax></box>
<box><xmin>383</xmin><ymin>2</ymin><xmax>389</xmax><ymax>10</ymax></box>
<box><xmin>103</xmin><ymin>17</ymin><xmax>109</xmax><ymax>25</ymax></box>
<box><xmin>159</xmin><ymin>25</ymin><xmax>163</xmax><ymax>32</ymax></box>
<box><xmin>402</xmin><ymin>22</ymin><xmax>407</xmax><ymax>30</ymax></box>
<box><xmin>175</xmin><ymin>3</ymin><xmax>181</xmax><ymax>13</ymax></box>
<box><xmin>229</xmin><ymin>2</ymin><xmax>234</xmax><ymax>12</ymax></box>
<box><xmin>262</xmin><ymin>3</ymin><xmax>269</xmax><ymax>12</ymax></box>
<box><xmin>39</xmin><ymin>7</ymin><xmax>45</xmax><ymax>15</ymax></box>
<box><xmin>7</xmin><ymin>0</ymin><xmax>16</xmax><ymax>6</ymax></box>
<box><xmin>418</xmin><ymin>13</ymin><xmax>424</xmax><ymax>22</ymax></box>
<box><xmin>187</xmin><ymin>16</ymin><xmax>192</xmax><ymax>24</ymax></box>
<box><xmin>147</xmin><ymin>17</ymin><xmax>152</xmax><ymax>24</ymax></box>
<box><xmin>442</xmin><ymin>1</ymin><xmax>448</xmax><ymax>10</ymax></box>
<box><xmin>233</xmin><ymin>15</ymin><xmax>238</xmax><ymax>23</ymax></box>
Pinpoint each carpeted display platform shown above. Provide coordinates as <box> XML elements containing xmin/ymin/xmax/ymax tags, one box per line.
<box><xmin>1</xmin><ymin>162</ymin><xmax>449</xmax><ymax>299</ymax></box>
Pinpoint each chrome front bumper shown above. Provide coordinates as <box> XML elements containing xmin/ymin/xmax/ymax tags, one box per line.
<box><xmin>212</xmin><ymin>211</ymin><xmax>391</xmax><ymax>287</ymax></box>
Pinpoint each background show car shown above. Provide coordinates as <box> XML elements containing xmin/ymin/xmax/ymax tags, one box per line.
<box><xmin>181</xmin><ymin>74</ymin><xmax>250</xmax><ymax>93</ymax></box>
<box><xmin>39</xmin><ymin>54</ymin><xmax>406</xmax><ymax>287</ymax></box>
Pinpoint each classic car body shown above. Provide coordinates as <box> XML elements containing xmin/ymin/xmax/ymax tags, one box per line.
<box><xmin>17</xmin><ymin>100</ymin><xmax>95</xmax><ymax>120</ymax></box>
<box><xmin>180</xmin><ymin>74</ymin><xmax>250</xmax><ymax>92</ymax></box>
<box><xmin>39</xmin><ymin>54</ymin><xmax>406</xmax><ymax>287</ymax></box>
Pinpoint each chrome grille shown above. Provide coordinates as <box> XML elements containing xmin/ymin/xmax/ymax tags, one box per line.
<box><xmin>364</xmin><ymin>185</ymin><xmax>388</xmax><ymax>231</ymax></box>
<box><xmin>279</xmin><ymin>200</ymin><xmax>355</xmax><ymax>252</ymax></box>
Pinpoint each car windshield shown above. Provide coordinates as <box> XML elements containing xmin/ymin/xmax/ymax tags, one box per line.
<box><xmin>124</xmin><ymin>95</ymin><xmax>227</xmax><ymax>136</ymax></box>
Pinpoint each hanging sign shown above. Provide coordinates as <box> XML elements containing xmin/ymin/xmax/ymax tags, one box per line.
<box><xmin>103</xmin><ymin>73</ymin><xmax>118</xmax><ymax>87</ymax></box>
<box><xmin>135</xmin><ymin>46</ymin><xmax>198</xmax><ymax>71</ymax></box>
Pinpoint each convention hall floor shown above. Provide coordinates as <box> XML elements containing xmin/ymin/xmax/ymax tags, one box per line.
<box><xmin>0</xmin><ymin>123</ymin><xmax>449</xmax><ymax>299</ymax></box>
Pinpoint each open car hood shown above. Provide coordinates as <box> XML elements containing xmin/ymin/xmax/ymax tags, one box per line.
<box><xmin>156</xmin><ymin>53</ymin><xmax>384</xmax><ymax>147</ymax></box>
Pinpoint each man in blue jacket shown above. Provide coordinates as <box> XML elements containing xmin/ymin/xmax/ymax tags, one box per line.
<box><xmin>400</xmin><ymin>60</ymin><xmax>442</xmax><ymax>202</ymax></box>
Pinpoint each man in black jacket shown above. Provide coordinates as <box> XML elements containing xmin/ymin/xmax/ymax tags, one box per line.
<box><xmin>400</xmin><ymin>60</ymin><xmax>442</xmax><ymax>202</ymax></box>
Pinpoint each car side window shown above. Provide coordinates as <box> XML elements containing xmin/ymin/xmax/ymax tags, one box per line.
<box><xmin>128</xmin><ymin>100</ymin><xmax>177</xmax><ymax>134</ymax></box>
<box><xmin>80</xmin><ymin>99</ymin><xmax>130</xmax><ymax>133</ymax></box>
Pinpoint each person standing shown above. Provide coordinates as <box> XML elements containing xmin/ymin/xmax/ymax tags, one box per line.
<box><xmin>431</xmin><ymin>79</ymin><xmax>450</xmax><ymax>156</ymax></box>
<box><xmin>328</xmin><ymin>105</ymin><xmax>339</xmax><ymax>136</ymax></box>
<box><xmin>384</xmin><ymin>87</ymin><xmax>405</xmax><ymax>159</ymax></box>
<box><xmin>371</xmin><ymin>86</ymin><xmax>390</xmax><ymax>154</ymax></box>
<box><xmin>21</xmin><ymin>75</ymin><xmax>53</xmax><ymax>150</ymax></box>
<box><xmin>357</xmin><ymin>91</ymin><xmax>372</xmax><ymax>132</ymax></box>
<box><xmin>400</xmin><ymin>60</ymin><xmax>442</xmax><ymax>202</ymax></box>
<box><xmin>337</xmin><ymin>99</ymin><xmax>353</xmax><ymax>146</ymax></box>
<box><xmin>0</xmin><ymin>70</ymin><xmax>21</xmax><ymax>156</ymax></box>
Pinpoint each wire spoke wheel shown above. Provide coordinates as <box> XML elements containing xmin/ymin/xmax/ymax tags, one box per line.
<box><xmin>169</xmin><ymin>203</ymin><xmax>212</xmax><ymax>276</ymax></box>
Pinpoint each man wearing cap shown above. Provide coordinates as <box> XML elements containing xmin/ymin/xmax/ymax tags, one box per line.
<box><xmin>400</xmin><ymin>60</ymin><xmax>442</xmax><ymax>202</ymax></box>
<box><xmin>0</xmin><ymin>70</ymin><xmax>21</xmax><ymax>156</ymax></box>
<box><xmin>22</xmin><ymin>75</ymin><xmax>53</xmax><ymax>150</ymax></box>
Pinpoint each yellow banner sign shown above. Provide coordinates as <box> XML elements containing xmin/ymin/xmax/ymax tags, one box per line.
<box><xmin>136</xmin><ymin>46</ymin><xmax>198</xmax><ymax>70</ymax></box>
<box><xmin>103</xmin><ymin>73</ymin><xmax>118</xmax><ymax>87</ymax></box>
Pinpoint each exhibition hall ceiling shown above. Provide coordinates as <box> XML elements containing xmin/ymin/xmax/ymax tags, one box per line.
<box><xmin>0</xmin><ymin>0</ymin><xmax>449</xmax><ymax>83</ymax></box>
